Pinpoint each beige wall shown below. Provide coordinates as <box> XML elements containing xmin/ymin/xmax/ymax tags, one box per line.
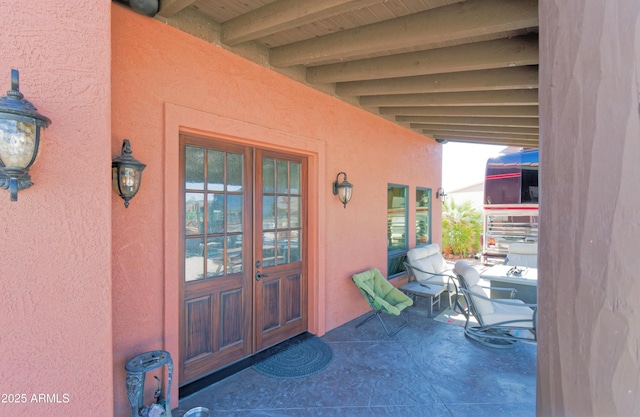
<box><xmin>0</xmin><ymin>1</ymin><xmax>113</xmax><ymax>416</ymax></box>
<box><xmin>538</xmin><ymin>1</ymin><xmax>640</xmax><ymax>415</ymax></box>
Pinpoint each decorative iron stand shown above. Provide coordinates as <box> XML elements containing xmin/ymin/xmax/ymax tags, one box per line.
<box><xmin>125</xmin><ymin>350</ymin><xmax>173</xmax><ymax>417</ymax></box>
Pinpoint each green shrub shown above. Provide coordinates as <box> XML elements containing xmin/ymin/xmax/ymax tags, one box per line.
<box><xmin>442</xmin><ymin>198</ymin><xmax>482</xmax><ymax>257</ymax></box>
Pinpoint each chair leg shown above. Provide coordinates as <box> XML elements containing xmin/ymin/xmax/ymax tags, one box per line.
<box><xmin>355</xmin><ymin>312</ymin><xmax>377</xmax><ymax>329</ymax></box>
<box><xmin>356</xmin><ymin>310</ymin><xmax>408</xmax><ymax>336</ymax></box>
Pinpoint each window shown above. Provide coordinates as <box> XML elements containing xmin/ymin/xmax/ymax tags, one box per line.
<box><xmin>387</xmin><ymin>185</ymin><xmax>407</xmax><ymax>277</ymax></box>
<box><xmin>416</xmin><ymin>188</ymin><xmax>431</xmax><ymax>246</ymax></box>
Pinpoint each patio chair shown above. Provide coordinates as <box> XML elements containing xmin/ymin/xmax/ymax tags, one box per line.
<box><xmin>404</xmin><ymin>244</ymin><xmax>461</xmax><ymax>310</ymax></box>
<box><xmin>505</xmin><ymin>242</ymin><xmax>538</xmax><ymax>268</ymax></box>
<box><xmin>454</xmin><ymin>260</ymin><xmax>537</xmax><ymax>348</ymax></box>
<box><xmin>352</xmin><ymin>268</ymin><xmax>413</xmax><ymax>336</ymax></box>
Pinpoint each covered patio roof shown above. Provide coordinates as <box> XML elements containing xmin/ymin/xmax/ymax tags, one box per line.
<box><xmin>138</xmin><ymin>0</ymin><xmax>539</xmax><ymax>148</ymax></box>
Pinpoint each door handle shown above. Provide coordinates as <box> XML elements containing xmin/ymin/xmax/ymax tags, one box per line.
<box><xmin>256</xmin><ymin>271</ymin><xmax>269</xmax><ymax>281</ymax></box>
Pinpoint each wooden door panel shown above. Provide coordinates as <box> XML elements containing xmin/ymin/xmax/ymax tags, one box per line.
<box><xmin>285</xmin><ymin>272</ymin><xmax>302</xmax><ymax>324</ymax></box>
<box><xmin>260</xmin><ymin>280</ymin><xmax>281</xmax><ymax>332</ymax></box>
<box><xmin>220</xmin><ymin>288</ymin><xmax>244</xmax><ymax>349</ymax></box>
<box><xmin>184</xmin><ymin>295</ymin><xmax>213</xmax><ymax>363</ymax></box>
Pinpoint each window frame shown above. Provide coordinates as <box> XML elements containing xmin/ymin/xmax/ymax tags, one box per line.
<box><xmin>415</xmin><ymin>187</ymin><xmax>432</xmax><ymax>247</ymax></box>
<box><xmin>387</xmin><ymin>184</ymin><xmax>408</xmax><ymax>278</ymax></box>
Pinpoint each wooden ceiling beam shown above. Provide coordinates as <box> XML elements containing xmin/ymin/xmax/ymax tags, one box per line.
<box><xmin>221</xmin><ymin>0</ymin><xmax>386</xmax><ymax>46</ymax></box>
<box><xmin>335</xmin><ymin>66</ymin><xmax>538</xmax><ymax>96</ymax></box>
<box><xmin>361</xmin><ymin>89</ymin><xmax>538</xmax><ymax>107</ymax></box>
<box><xmin>270</xmin><ymin>0</ymin><xmax>538</xmax><ymax>67</ymax></box>
<box><xmin>397</xmin><ymin>115</ymin><xmax>539</xmax><ymax>128</ymax></box>
<box><xmin>157</xmin><ymin>0</ymin><xmax>198</xmax><ymax>18</ymax></box>
<box><xmin>413</xmin><ymin>124</ymin><xmax>538</xmax><ymax>135</ymax></box>
<box><xmin>380</xmin><ymin>106</ymin><xmax>539</xmax><ymax>118</ymax></box>
<box><xmin>429</xmin><ymin>135</ymin><xmax>539</xmax><ymax>147</ymax></box>
<box><xmin>310</xmin><ymin>36</ymin><xmax>538</xmax><ymax>84</ymax></box>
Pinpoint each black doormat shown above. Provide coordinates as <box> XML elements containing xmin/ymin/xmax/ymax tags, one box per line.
<box><xmin>253</xmin><ymin>336</ymin><xmax>333</xmax><ymax>378</ymax></box>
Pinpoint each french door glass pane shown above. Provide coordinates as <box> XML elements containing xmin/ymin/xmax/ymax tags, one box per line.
<box><xmin>290</xmin><ymin>163</ymin><xmax>300</xmax><ymax>194</ymax></box>
<box><xmin>290</xmin><ymin>197</ymin><xmax>300</xmax><ymax>228</ymax></box>
<box><xmin>206</xmin><ymin>236</ymin><xmax>224</xmax><ymax>278</ymax></box>
<box><xmin>186</xmin><ymin>147</ymin><xmax>205</xmax><ymax>190</ymax></box>
<box><xmin>185</xmin><ymin>238</ymin><xmax>204</xmax><ymax>281</ymax></box>
<box><xmin>261</xmin><ymin>158</ymin><xmax>302</xmax><ymax>267</ymax></box>
<box><xmin>227</xmin><ymin>194</ymin><xmax>243</xmax><ymax>233</ymax></box>
<box><xmin>207</xmin><ymin>193</ymin><xmax>224</xmax><ymax>234</ymax></box>
<box><xmin>263</xmin><ymin>196</ymin><xmax>275</xmax><ymax>229</ymax></box>
<box><xmin>277</xmin><ymin>196</ymin><xmax>289</xmax><ymax>228</ymax></box>
<box><xmin>263</xmin><ymin>158</ymin><xmax>275</xmax><ymax>193</ymax></box>
<box><xmin>227</xmin><ymin>153</ymin><xmax>243</xmax><ymax>191</ymax></box>
<box><xmin>184</xmin><ymin>144</ymin><xmax>244</xmax><ymax>281</ymax></box>
<box><xmin>263</xmin><ymin>232</ymin><xmax>276</xmax><ymax>267</ymax></box>
<box><xmin>207</xmin><ymin>150</ymin><xmax>224</xmax><ymax>191</ymax></box>
<box><xmin>277</xmin><ymin>230</ymin><xmax>289</xmax><ymax>264</ymax></box>
<box><xmin>227</xmin><ymin>235</ymin><xmax>243</xmax><ymax>274</ymax></box>
<box><xmin>186</xmin><ymin>193</ymin><xmax>205</xmax><ymax>235</ymax></box>
<box><xmin>277</xmin><ymin>160</ymin><xmax>289</xmax><ymax>193</ymax></box>
<box><xmin>290</xmin><ymin>230</ymin><xmax>301</xmax><ymax>262</ymax></box>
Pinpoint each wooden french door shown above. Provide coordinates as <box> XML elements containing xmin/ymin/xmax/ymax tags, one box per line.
<box><xmin>254</xmin><ymin>150</ymin><xmax>307</xmax><ymax>351</ymax></box>
<box><xmin>179</xmin><ymin>136</ymin><xmax>307</xmax><ymax>385</ymax></box>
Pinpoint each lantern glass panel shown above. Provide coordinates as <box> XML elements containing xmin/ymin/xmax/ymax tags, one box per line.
<box><xmin>118</xmin><ymin>166</ymin><xmax>142</xmax><ymax>197</ymax></box>
<box><xmin>0</xmin><ymin>119</ymin><xmax>37</xmax><ymax>169</ymax></box>
<box><xmin>339</xmin><ymin>185</ymin><xmax>352</xmax><ymax>205</ymax></box>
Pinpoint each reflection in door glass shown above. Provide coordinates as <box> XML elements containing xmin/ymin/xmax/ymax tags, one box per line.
<box><xmin>227</xmin><ymin>153</ymin><xmax>243</xmax><ymax>192</ymax></box>
<box><xmin>207</xmin><ymin>150</ymin><xmax>224</xmax><ymax>191</ymax></box>
<box><xmin>185</xmin><ymin>238</ymin><xmax>204</xmax><ymax>281</ymax></box>
<box><xmin>207</xmin><ymin>193</ymin><xmax>224</xmax><ymax>234</ymax></box>
<box><xmin>184</xmin><ymin>145</ymin><xmax>244</xmax><ymax>281</ymax></box>
<box><xmin>290</xmin><ymin>163</ymin><xmax>300</xmax><ymax>194</ymax></box>
<box><xmin>186</xmin><ymin>193</ymin><xmax>205</xmax><ymax>235</ymax></box>
<box><xmin>277</xmin><ymin>196</ymin><xmax>289</xmax><ymax>228</ymax></box>
<box><xmin>206</xmin><ymin>236</ymin><xmax>224</xmax><ymax>278</ymax></box>
<box><xmin>227</xmin><ymin>234</ymin><xmax>243</xmax><ymax>275</ymax></box>
<box><xmin>277</xmin><ymin>160</ymin><xmax>289</xmax><ymax>193</ymax></box>
<box><xmin>186</xmin><ymin>147</ymin><xmax>205</xmax><ymax>190</ymax></box>
<box><xmin>262</xmin><ymin>158</ymin><xmax>303</xmax><ymax>267</ymax></box>
<box><xmin>263</xmin><ymin>159</ymin><xmax>275</xmax><ymax>193</ymax></box>
<box><xmin>227</xmin><ymin>194</ymin><xmax>243</xmax><ymax>233</ymax></box>
<box><xmin>263</xmin><ymin>232</ymin><xmax>276</xmax><ymax>267</ymax></box>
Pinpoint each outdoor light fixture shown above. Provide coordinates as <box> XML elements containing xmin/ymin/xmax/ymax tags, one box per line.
<box><xmin>112</xmin><ymin>139</ymin><xmax>146</xmax><ymax>208</ymax></box>
<box><xmin>332</xmin><ymin>171</ymin><xmax>353</xmax><ymax>208</ymax></box>
<box><xmin>0</xmin><ymin>69</ymin><xmax>51</xmax><ymax>202</ymax></box>
<box><xmin>436</xmin><ymin>187</ymin><xmax>447</xmax><ymax>203</ymax></box>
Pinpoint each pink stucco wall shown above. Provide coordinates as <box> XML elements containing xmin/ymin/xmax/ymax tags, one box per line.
<box><xmin>109</xmin><ymin>3</ymin><xmax>440</xmax><ymax>413</ymax></box>
<box><xmin>0</xmin><ymin>2</ymin><xmax>113</xmax><ymax>416</ymax></box>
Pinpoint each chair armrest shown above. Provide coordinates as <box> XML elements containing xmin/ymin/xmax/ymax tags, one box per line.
<box><xmin>403</xmin><ymin>262</ymin><xmax>455</xmax><ymax>282</ymax></box>
<box><xmin>478</xmin><ymin>285</ymin><xmax>518</xmax><ymax>299</ymax></box>
<box><xmin>461</xmin><ymin>288</ymin><xmax>537</xmax><ymax>309</ymax></box>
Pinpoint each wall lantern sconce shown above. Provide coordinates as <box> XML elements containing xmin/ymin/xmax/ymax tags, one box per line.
<box><xmin>332</xmin><ymin>171</ymin><xmax>353</xmax><ymax>208</ymax></box>
<box><xmin>112</xmin><ymin>139</ymin><xmax>146</xmax><ymax>208</ymax></box>
<box><xmin>436</xmin><ymin>187</ymin><xmax>447</xmax><ymax>203</ymax></box>
<box><xmin>0</xmin><ymin>69</ymin><xmax>51</xmax><ymax>202</ymax></box>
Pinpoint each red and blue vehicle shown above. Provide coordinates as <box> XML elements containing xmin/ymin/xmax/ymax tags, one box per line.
<box><xmin>482</xmin><ymin>149</ymin><xmax>539</xmax><ymax>264</ymax></box>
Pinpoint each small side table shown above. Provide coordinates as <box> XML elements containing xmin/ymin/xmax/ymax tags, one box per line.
<box><xmin>400</xmin><ymin>281</ymin><xmax>446</xmax><ymax>317</ymax></box>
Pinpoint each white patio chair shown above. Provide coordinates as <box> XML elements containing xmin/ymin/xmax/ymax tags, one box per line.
<box><xmin>454</xmin><ymin>260</ymin><xmax>537</xmax><ymax>348</ymax></box>
<box><xmin>505</xmin><ymin>242</ymin><xmax>538</xmax><ymax>268</ymax></box>
<box><xmin>404</xmin><ymin>244</ymin><xmax>460</xmax><ymax>310</ymax></box>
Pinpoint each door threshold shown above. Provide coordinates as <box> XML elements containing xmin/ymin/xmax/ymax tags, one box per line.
<box><xmin>179</xmin><ymin>332</ymin><xmax>313</xmax><ymax>398</ymax></box>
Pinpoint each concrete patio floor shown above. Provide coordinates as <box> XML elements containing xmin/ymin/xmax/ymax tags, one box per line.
<box><xmin>172</xmin><ymin>296</ymin><xmax>537</xmax><ymax>417</ymax></box>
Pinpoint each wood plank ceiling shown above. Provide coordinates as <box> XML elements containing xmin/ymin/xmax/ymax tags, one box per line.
<box><xmin>154</xmin><ymin>0</ymin><xmax>539</xmax><ymax>148</ymax></box>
